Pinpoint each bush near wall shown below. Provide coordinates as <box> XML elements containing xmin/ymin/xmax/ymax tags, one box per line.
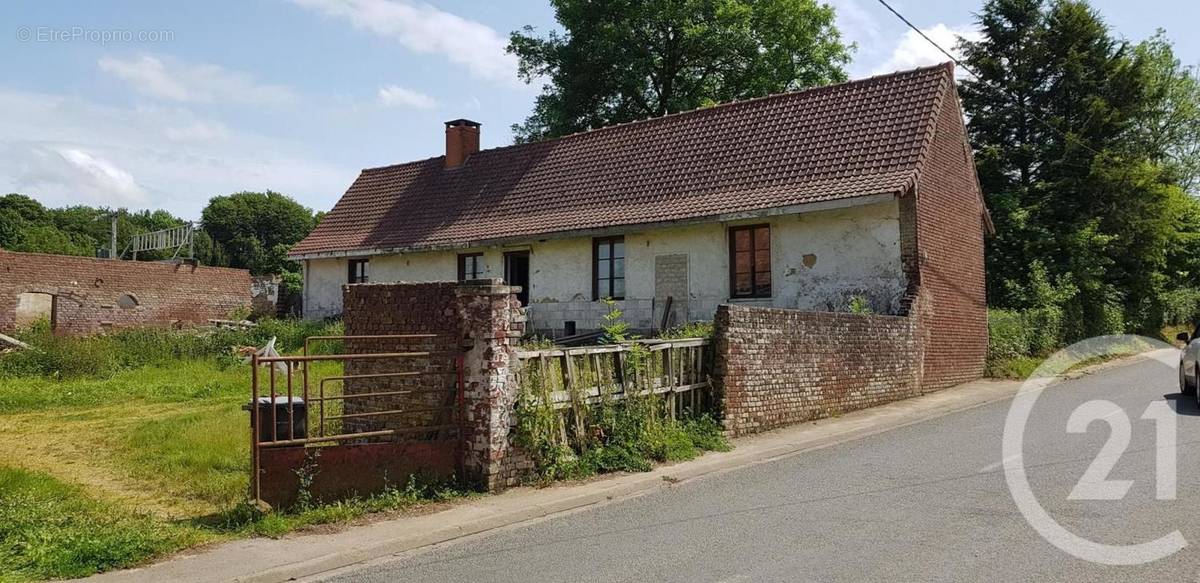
<box><xmin>986</xmin><ymin>307</ymin><xmax>1067</xmax><ymax>379</ymax></box>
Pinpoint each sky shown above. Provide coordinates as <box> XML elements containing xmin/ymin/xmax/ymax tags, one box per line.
<box><xmin>0</xmin><ymin>0</ymin><xmax>1195</xmax><ymax>219</ymax></box>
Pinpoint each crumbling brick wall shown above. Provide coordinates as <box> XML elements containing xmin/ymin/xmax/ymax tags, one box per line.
<box><xmin>714</xmin><ymin>301</ymin><xmax>926</xmax><ymax>437</ymax></box>
<box><xmin>0</xmin><ymin>250</ymin><xmax>250</xmax><ymax>334</ymax></box>
<box><xmin>341</xmin><ymin>280</ymin><xmax>530</xmax><ymax>490</ymax></box>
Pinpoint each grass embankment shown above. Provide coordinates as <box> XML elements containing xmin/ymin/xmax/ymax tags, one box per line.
<box><xmin>985</xmin><ymin>308</ymin><xmax>1181</xmax><ymax>380</ymax></box>
<box><xmin>0</xmin><ymin>321</ymin><xmax>465</xmax><ymax>582</ymax></box>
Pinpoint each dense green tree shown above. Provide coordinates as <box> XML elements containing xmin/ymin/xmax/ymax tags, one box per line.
<box><xmin>1133</xmin><ymin>32</ymin><xmax>1200</xmax><ymax>194</ymax></box>
<box><xmin>199</xmin><ymin>191</ymin><xmax>316</xmax><ymax>275</ymax></box>
<box><xmin>960</xmin><ymin>0</ymin><xmax>1200</xmax><ymax>335</ymax></box>
<box><xmin>507</xmin><ymin>0</ymin><xmax>851</xmax><ymax>142</ymax></box>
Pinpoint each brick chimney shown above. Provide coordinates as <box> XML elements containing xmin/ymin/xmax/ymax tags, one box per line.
<box><xmin>445</xmin><ymin>119</ymin><xmax>481</xmax><ymax>168</ymax></box>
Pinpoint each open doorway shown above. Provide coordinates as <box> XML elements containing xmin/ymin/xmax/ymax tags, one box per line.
<box><xmin>503</xmin><ymin>251</ymin><xmax>530</xmax><ymax>306</ymax></box>
<box><xmin>15</xmin><ymin>292</ymin><xmax>56</xmax><ymax>330</ymax></box>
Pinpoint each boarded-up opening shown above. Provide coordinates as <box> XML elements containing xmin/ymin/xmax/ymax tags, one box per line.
<box><xmin>15</xmin><ymin>292</ymin><xmax>55</xmax><ymax>330</ymax></box>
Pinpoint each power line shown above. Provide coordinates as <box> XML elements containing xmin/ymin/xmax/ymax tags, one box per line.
<box><xmin>874</xmin><ymin>0</ymin><xmax>970</xmax><ymax>76</ymax></box>
<box><xmin>873</xmin><ymin>0</ymin><xmax>1106</xmax><ymax>158</ymax></box>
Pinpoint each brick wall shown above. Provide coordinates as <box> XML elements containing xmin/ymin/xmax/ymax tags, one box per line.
<box><xmin>340</xmin><ymin>280</ymin><xmax>531</xmax><ymax>490</ymax></box>
<box><xmin>341</xmin><ymin>282</ymin><xmax>463</xmax><ymax>435</ymax></box>
<box><xmin>0</xmin><ymin>250</ymin><xmax>250</xmax><ymax>334</ymax></box>
<box><xmin>911</xmin><ymin>86</ymin><xmax>988</xmax><ymax>390</ymax></box>
<box><xmin>714</xmin><ymin>301</ymin><xmax>926</xmax><ymax>437</ymax></box>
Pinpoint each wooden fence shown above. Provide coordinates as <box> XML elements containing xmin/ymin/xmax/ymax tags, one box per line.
<box><xmin>514</xmin><ymin>338</ymin><xmax>713</xmax><ymax>419</ymax></box>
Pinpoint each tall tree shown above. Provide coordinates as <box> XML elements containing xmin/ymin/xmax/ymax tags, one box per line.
<box><xmin>1133</xmin><ymin>32</ymin><xmax>1200</xmax><ymax>194</ymax></box>
<box><xmin>507</xmin><ymin>0</ymin><xmax>851</xmax><ymax>142</ymax></box>
<box><xmin>960</xmin><ymin>0</ymin><xmax>1197</xmax><ymax>335</ymax></box>
<box><xmin>200</xmin><ymin>191</ymin><xmax>316</xmax><ymax>275</ymax></box>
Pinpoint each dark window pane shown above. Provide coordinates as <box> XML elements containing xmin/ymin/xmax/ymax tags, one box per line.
<box><xmin>613</xmin><ymin>241</ymin><xmax>624</xmax><ymax>259</ymax></box>
<box><xmin>598</xmin><ymin>260</ymin><xmax>610</xmax><ymax>279</ymax></box>
<box><xmin>734</xmin><ymin>229</ymin><xmax>751</xmax><ymax>251</ymax></box>
<box><xmin>613</xmin><ymin>278</ymin><xmax>625</xmax><ymax>298</ymax></box>
<box><xmin>598</xmin><ymin>243</ymin><xmax>610</xmax><ymax>260</ymax></box>
<box><xmin>755</xmin><ymin>250</ymin><xmax>771</xmax><ymax>271</ymax></box>
<box><xmin>598</xmin><ymin>277</ymin><xmax>611</xmax><ymax>296</ymax></box>
<box><xmin>735</xmin><ymin>273</ymin><xmax>751</xmax><ymax>294</ymax></box>
<box><xmin>755</xmin><ymin>271</ymin><xmax>771</xmax><ymax>288</ymax></box>
<box><xmin>754</xmin><ymin>227</ymin><xmax>770</xmax><ymax>249</ymax></box>
<box><xmin>735</xmin><ymin>251</ymin><xmax>752</xmax><ymax>274</ymax></box>
<box><xmin>613</xmin><ymin>257</ymin><xmax>624</xmax><ymax>278</ymax></box>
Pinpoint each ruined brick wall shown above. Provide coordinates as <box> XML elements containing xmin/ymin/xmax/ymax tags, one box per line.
<box><xmin>910</xmin><ymin>88</ymin><xmax>988</xmax><ymax>390</ymax></box>
<box><xmin>340</xmin><ymin>280</ymin><xmax>530</xmax><ymax>490</ymax></box>
<box><xmin>714</xmin><ymin>303</ymin><xmax>925</xmax><ymax>437</ymax></box>
<box><xmin>0</xmin><ymin>250</ymin><xmax>250</xmax><ymax>334</ymax></box>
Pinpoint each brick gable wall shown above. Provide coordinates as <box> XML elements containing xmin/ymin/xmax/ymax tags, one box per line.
<box><xmin>0</xmin><ymin>250</ymin><xmax>250</xmax><ymax>334</ymax></box>
<box><xmin>911</xmin><ymin>89</ymin><xmax>988</xmax><ymax>390</ymax></box>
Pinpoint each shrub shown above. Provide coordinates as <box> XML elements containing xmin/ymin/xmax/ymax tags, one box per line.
<box><xmin>0</xmin><ymin>318</ymin><xmax>344</xmax><ymax>379</ymax></box>
<box><xmin>987</xmin><ymin>309</ymin><xmax>1030</xmax><ymax>363</ymax></box>
<box><xmin>659</xmin><ymin>320</ymin><xmax>714</xmax><ymax>339</ymax></box>
<box><xmin>1161</xmin><ymin>287</ymin><xmax>1200</xmax><ymax>327</ymax></box>
<box><xmin>1023</xmin><ymin>305</ymin><xmax>1064</xmax><ymax>356</ymax></box>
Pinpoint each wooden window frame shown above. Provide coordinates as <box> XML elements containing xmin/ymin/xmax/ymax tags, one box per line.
<box><xmin>728</xmin><ymin>224</ymin><xmax>771</xmax><ymax>299</ymax></box>
<box><xmin>347</xmin><ymin>258</ymin><xmax>369</xmax><ymax>284</ymax></box>
<box><xmin>592</xmin><ymin>236</ymin><xmax>625</xmax><ymax>300</ymax></box>
<box><xmin>457</xmin><ymin>252</ymin><xmax>484</xmax><ymax>281</ymax></box>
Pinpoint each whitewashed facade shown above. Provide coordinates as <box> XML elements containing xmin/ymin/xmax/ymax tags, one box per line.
<box><xmin>301</xmin><ymin>195</ymin><xmax>907</xmax><ymax>337</ymax></box>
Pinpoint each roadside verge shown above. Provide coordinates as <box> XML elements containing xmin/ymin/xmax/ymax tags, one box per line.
<box><xmin>87</xmin><ymin>352</ymin><xmax>1166</xmax><ymax>583</ymax></box>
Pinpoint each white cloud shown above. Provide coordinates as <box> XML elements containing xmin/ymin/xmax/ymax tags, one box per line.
<box><xmin>377</xmin><ymin>85</ymin><xmax>437</xmax><ymax>109</ymax></box>
<box><xmin>16</xmin><ymin>147</ymin><xmax>148</xmax><ymax>205</ymax></box>
<box><xmin>871</xmin><ymin>23</ymin><xmax>982</xmax><ymax>77</ymax></box>
<box><xmin>291</xmin><ymin>0</ymin><xmax>518</xmax><ymax>84</ymax></box>
<box><xmin>98</xmin><ymin>55</ymin><xmax>296</xmax><ymax>104</ymax></box>
<box><xmin>0</xmin><ymin>90</ymin><xmax>353</xmax><ymax>217</ymax></box>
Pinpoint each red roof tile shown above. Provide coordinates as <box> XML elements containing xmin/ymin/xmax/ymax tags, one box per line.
<box><xmin>290</xmin><ymin>63</ymin><xmax>955</xmax><ymax>258</ymax></box>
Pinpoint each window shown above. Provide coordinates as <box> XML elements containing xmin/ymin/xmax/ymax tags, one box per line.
<box><xmin>592</xmin><ymin>236</ymin><xmax>625</xmax><ymax>300</ymax></box>
<box><xmin>458</xmin><ymin>253</ymin><xmax>484</xmax><ymax>281</ymax></box>
<box><xmin>729</xmin><ymin>224</ymin><xmax>771</xmax><ymax>298</ymax></box>
<box><xmin>347</xmin><ymin>259</ymin><xmax>369</xmax><ymax>284</ymax></box>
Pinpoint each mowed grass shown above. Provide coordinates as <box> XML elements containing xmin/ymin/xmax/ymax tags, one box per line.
<box><xmin>0</xmin><ymin>466</ymin><xmax>211</xmax><ymax>582</ymax></box>
<box><xmin>0</xmin><ymin>322</ymin><xmax>465</xmax><ymax>581</ymax></box>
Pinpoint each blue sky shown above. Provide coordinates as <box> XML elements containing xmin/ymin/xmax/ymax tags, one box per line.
<box><xmin>1</xmin><ymin>0</ymin><xmax>1195</xmax><ymax>219</ymax></box>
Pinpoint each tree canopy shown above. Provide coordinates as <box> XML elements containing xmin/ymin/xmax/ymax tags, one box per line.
<box><xmin>0</xmin><ymin>191</ymin><xmax>318</xmax><ymax>279</ymax></box>
<box><xmin>507</xmin><ymin>0</ymin><xmax>851</xmax><ymax>142</ymax></box>
<box><xmin>960</xmin><ymin>0</ymin><xmax>1200</xmax><ymax>335</ymax></box>
<box><xmin>199</xmin><ymin>191</ymin><xmax>317</xmax><ymax>276</ymax></box>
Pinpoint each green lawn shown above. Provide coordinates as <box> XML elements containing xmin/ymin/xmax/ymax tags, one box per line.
<box><xmin>0</xmin><ymin>324</ymin><xmax>465</xmax><ymax>581</ymax></box>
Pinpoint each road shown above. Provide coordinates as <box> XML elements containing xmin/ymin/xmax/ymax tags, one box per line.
<box><xmin>319</xmin><ymin>354</ymin><xmax>1200</xmax><ymax>582</ymax></box>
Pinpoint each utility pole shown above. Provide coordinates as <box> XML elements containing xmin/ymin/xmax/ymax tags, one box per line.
<box><xmin>110</xmin><ymin>215</ymin><xmax>119</xmax><ymax>259</ymax></box>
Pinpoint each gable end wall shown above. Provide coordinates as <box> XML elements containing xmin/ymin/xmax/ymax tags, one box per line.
<box><xmin>913</xmin><ymin>89</ymin><xmax>988</xmax><ymax>389</ymax></box>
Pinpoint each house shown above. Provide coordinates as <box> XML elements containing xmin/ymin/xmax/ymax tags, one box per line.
<box><xmin>290</xmin><ymin>63</ymin><xmax>988</xmax><ymax>383</ymax></box>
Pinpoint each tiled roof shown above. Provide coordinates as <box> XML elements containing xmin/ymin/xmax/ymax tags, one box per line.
<box><xmin>290</xmin><ymin>63</ymin><xmax>955</xmax><ymax>258</ymax></box>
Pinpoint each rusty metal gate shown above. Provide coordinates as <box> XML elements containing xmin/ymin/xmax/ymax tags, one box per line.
<box><xmin>249</xmin><ymin>334</ymin><xmax>463</xmax><ymax>508</ymax></box>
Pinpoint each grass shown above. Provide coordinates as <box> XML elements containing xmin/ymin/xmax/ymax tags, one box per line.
<box><xmin>0</xmin><ymin>321</ymin><xmax>466</xmax><ymax>581</ymax></box>
<box><xmin>0</xmin><ymin>467</ymin><xmax>210</xmax><ymax>582</ymax></box>
<box><xmin>985</xmin><ymin>355</ymin><xmax>1044</xmax><ymax>379</ymax></box>
<box><xmin>122</xmin><ymin>407</ymin><xmax>250</xmax><ymax>509</ymax></box>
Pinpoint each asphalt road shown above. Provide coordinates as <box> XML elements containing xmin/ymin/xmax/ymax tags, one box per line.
<box><xmin>321</xmin><ymin>354</ymin><xmax>1200</xmax><ymax>582</ymax></box>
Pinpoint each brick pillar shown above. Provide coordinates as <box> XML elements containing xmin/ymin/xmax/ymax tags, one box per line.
<box><xmin>454</xmin><ymin>279</ymin><xmax>524</xmax><ymax>490</ymax></box>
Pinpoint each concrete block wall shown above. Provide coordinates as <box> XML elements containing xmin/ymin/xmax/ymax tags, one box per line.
<box><xmin>0</xmin><ymin>250</ymin><xmax>250</xmax><ymax>334</ymax></box>
<box><xmin>713</xmin><ymin>298</ymin><xmax>928</xmax><ymax>437</ymax></box>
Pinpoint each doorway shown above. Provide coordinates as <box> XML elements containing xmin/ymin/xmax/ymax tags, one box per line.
<box><xmin>14</xmin><ymin>292</ymin><xmax>56</xmax><ymax>330</ymax></box>
<box><xmin>503</xmin><ymin>251</ymin><xmax>530</xmax><ymax>306</ymax></box>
